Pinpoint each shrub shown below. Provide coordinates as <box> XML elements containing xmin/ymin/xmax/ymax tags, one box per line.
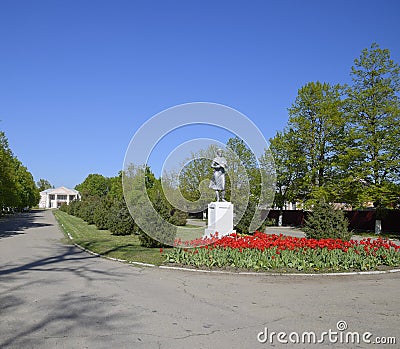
<box><xmin>138</xmin><ymin>229</ymin><xmax>166</xmax><ymax>248</ymax></box>
<box><xmin>59</xmin><ymin>203</ymin><xmax>69</xmax><ymax>212</ymax></box>
<box><xmin>93</xmin><ymin>198</ymin><xmax>112</xmax><ymax>230</ymax></box>
<box><xmin>135</xmin><ymin>181</ymin><xmax>176</xmax><ymax>247</ymax></box>
<box><xmin>234</xmin><ymin>200</ymin><xmax>270</xmax><ymax>234</ymax></box>
<box><xmin>107</xmin><ymin>199</ymin><xmax>135</xmax><ymax>236</ymax></box>
<box><xmin>78</xmin><ymin>197</ymin><xmax>100</xmax><ymax>225</ymax></box>
<box><xmin>303</xmin><ymin>202</ymin><xmax>351</xmax><ymax>240</ymax></box>
<box><xmin>169</xmin><ymin>209</ymin><xmax>188</xmax><ymax>226</ymax></box>
<box><xmin>67</xmin><ymin>200</ymin><xmax>80</xmax><ymax>216</ymax></box>
<box><xmin>136</xmin><ymin>203</ymin><xmax>175</xmax><ymax>247</ymax></box>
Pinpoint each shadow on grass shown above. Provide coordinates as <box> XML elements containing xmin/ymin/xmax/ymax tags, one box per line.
<box><xmin>79</xmin><ymin>241</ymin><xmax>158</xmax><ymax>254</ymax></box>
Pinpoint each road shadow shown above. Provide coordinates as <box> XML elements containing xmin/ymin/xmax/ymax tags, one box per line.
<box><xmin>0</xmin><ymin>210</ymin><xmax>52</xmax><ymax>239</ymax></box>
<box><xmin>0</xmin><ymin>210</ymin><xmax>148</xmax><ymax>348</ymax></box>
<box><xmin>0</xmin><ymin>245</ymin><xmax>129</xmax><ymax>282</ymax></box>
<box><xmin>0</xmin><ymin>290</ymin><xmax>140</xmax><ymax>348</ymax></box>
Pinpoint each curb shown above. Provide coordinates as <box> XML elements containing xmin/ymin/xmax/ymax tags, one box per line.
<box><xmin>159</xmin><ymin>264</ymin><xmax>400</xmax><ymax>276</ymax></box>
<box><xmin>62</xmin><ymin>225</ymin><xmax>400</xmax><ymax>277</ymax></box>
<box><xmin>65</xmin><ymin>229</ymin><xmax>157</xmax><ymax>268</ymax></box>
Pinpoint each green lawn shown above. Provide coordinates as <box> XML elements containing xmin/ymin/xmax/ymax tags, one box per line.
<box><xmin>53</xmin><ymin>210</ymin><xmax>171</xmax><ymax>265</ymax></box>
<box><xmin>176</xmin><ymin>225</ymin><xmax>204</xmax><ymax>241</ymax></box>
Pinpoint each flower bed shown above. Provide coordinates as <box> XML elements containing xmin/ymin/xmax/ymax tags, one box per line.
<box><xmin>164</xmin><ymin>232</ymin><xmax>400</xmax><ymax>272</ymax></box>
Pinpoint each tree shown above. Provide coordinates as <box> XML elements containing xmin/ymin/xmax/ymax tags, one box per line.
<box><xmin>0</xmin><ymin>131</ymin><xmax>17</xmax><ymax>209</ymax></box>
<box><xmin>269</xmin><ymin>129</ymin><xmax>306</xmax><ymax>209</ymax></box>
<box><xmin>303</xmin><ymin>202</ymin><xmax>351</xmax><ymax>241</ymax></box>
<box><xmin>226</xmin><ymin>137</ymin><xmax>258</xmax><ymax>198</ymax></box>
<box><xmin>108</xmin><ymin>172</ymin><xmax>123</xmax><ymax>200</ymax></box>
<box><xmin>122</xmin><ymin>164</ymin><xmax>177</xmax><ymax>247</ymax></box>
<box><xmin>346</xmin><ymin>43</ymin><xmax>400</xmax><ymax>207</ymax></box>
<box><xmin>225</xmin><ymin>137</ymin><xmax>263</xmax><ymax>233</ymax></box>
<box><xmin>36</xmin><ymin>179</ymin><xmax>53</xmax><ymax>192</ymax></box>
<box><xmin>75</xmin><ymin>174</ymin><xmax>111</xmax><ymax>198</ymax></box>
<box><xmin>177</xmin><ymin>146</ymin><xmax>215</xmax><ymax>203</ymax></box>
<box><xmin>93</xmin><ymin>197</ymin><xmax>113</xmax><ymax>229</ymax></box>
<box><xmin>13</xmin><ymin>159</ymin><xmax>40</xmax><ymax>209</ymax></box>
<box><xmin>0</xmin><ymin>130</ymin><xmax>39</xmax><ymax>211</ymax></box>
<box><xmin>107</xmin><ymin>198</ymin><xmax>136</xmax><ymax>235</ymax></box>
<box><xmin>174</xmin><ymin>138</ymin><xmax>271</xmax><ymax>233</ymax></box>
<box><xmin>279</xmin><ymin>81</ymin><xmax>347</xmax><ymax>206</ymax></box>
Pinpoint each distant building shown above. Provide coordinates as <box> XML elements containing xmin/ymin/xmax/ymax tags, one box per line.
<box><xmin>39</xmin><ymin>186</ymin><xmax>81</xmax><ymax>209</ymax></box>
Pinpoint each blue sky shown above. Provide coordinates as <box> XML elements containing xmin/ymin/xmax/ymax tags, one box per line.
<box><xmin>1</xmin><ymin>0</ymin><xmax>399</xmax><ymax>188</ymax></box>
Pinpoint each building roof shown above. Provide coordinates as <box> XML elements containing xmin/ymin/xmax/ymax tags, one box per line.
<box><xmin>40</xmin><ymin>186</ymin><xmax>80</xmax><ymax>195</ymax></box>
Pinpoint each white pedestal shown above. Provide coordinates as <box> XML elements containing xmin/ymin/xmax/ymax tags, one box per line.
<box><xmin>204</xmin><ymin>202</ymin><xmax>235</xmax><ymax>238</ymax></box>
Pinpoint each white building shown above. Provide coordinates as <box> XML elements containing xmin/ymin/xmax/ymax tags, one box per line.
<box><xmin>39</xmin><ymin>186</ymin><xmax>81</xmax><ymax>209</ymax></box>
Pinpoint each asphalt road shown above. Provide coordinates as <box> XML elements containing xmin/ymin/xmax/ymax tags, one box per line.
<box><xmin>0</xmin><ymin>210</ymin><xmax>399</xmax><ymax>349</ymax></box>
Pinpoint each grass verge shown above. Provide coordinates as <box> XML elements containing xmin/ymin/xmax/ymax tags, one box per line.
<box><xmin>53</xmin><ymin>210</ymin><xmax>170</xmax><ymax>266</ymax></box>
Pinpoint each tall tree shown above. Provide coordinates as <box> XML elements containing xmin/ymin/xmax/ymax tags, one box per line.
<box><xmin>346</xmin><ymin>43</ymin><xmax>400</xmax><ymax>207</ymax></box>
<box><xmin>108</xmin><ymin>171</ymin><xmax>123</xmax><ymax>200</ymax></box>
<box><xmin>75</xmin><ymin>174</ymin><xmax>111</xmax><ymax>198</ymax></box>
<box><xmin>0</xmin><ymin>130</ymin><xmax>39</xmax><ymax>210</ymax></box>
<box><xmin>12</xmin><ymin>158</ymin><xmax>40</xmax><ymax>209</ymax></box>
<box><xmin>278</xmin><ymin>81</ymin><xmax>346</xmax><ymax>206</ymax></box>
<box><xmin>226</xmin><ymin>137</ymin><xmax>257</xmax><ymax>199</ymax></box>
<box><xmin>36</xmin><ymin>179</ymin><xmax>53</xmax><ymax>192</ymax></box>
<box><xmin>177</xmin><ymin>145</ymin><xmax>216</xmax><ymax>204</ymax></box>
<box><xmin>0</xmin><ymin>131</ymin><xmax>17</xmax><ymax>208</ymax></box>
<box><xmin>268</xmin><ymin>129</ymin><xmax>306</xmax><ymax>209</ymax></box>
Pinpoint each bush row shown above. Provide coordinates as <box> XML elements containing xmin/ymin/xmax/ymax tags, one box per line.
<box><xmin>60</xmin><ymin>171</ymin><xmax>188</xmax><ymax>247</ymax></box>
<box><xmin>60</xmin><ymin>197</ymin><xmax>136</xmax><ymax>236</ymax></box>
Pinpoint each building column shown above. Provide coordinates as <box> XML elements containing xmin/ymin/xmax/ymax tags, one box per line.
<box><xmin>67</xmin><ymin>195</ymin><xmax>70</xmax><ymax>205</ymax></box>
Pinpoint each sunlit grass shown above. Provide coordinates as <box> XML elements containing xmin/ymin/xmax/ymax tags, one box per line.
<box><xmin>53</xmin><ymin>210</ymin><xmax>170</xmax><ymax>265</ymax></box>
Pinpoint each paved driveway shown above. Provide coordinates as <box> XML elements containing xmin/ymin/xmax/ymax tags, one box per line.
<box><xmin>0</xmin><ymin>210</ymin><xmax>399</xmax><ymax>348</ymax></box>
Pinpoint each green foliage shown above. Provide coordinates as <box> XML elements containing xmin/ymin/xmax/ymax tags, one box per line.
<box><xmin>137</xmin><ymin>176</ymin><xmax>177</xmax><ymax>247</ymax></box>
<box><xmin>345</xmin><ymin>42</ymin><xmax>400</xmax><ymax>207</ymax></box>
<box><xmin>287</xmin><ymin>81</ymin><xmax>346</xmax><ymax>206</ymax></box>
<box><xmin>75</xmin><ymin>174</ymin><xmax>111</xmax><ymax>198</ymax></box>
<box><xmin>77</xmin><ymin>196</ymin><xmax>99</xmax><ymax>225</ymax></box>
<box><xmin>70</xmin><ymin>172</ymin><xmax>135</xmax><ymax>234</ymax></box>
<box><xmin>59</xmin><ymin>203</ymin><xmax>69</xmax><ymax>212</ymax></box>
<box><xmin>93</xmin><ymin>198</ymin><xmax>112</xmax><ymax>230</ymax></box>
<box><xmin>36</xmin><ymin>179</ymin><xmax>53</xmax><ymax>192</ymax></box>
<box><xmin>303</xmin><ymin>203</ymin><xmax>351</xmax><ymax>241</ymax></box>
<box><xmin>235</xmin><ymin>201</ymin><xmax>253</xmax><ymax>234</ymax></box>
<box><xmin>169</xmin><ymin>209</ymin><xmax>188</xmax><ymax>226</ymax></box>
<box><xmin>107</xmin><ymin>199</ymin><xmax>136</xmax><ymax>236</ymax></box>
<box><xmin>269</xmin><ymin>43</ymin><xmax>400</xmax><ymax>209</ymax></box>
<box><xmin>69</xmin><ymin>169</ymin><xmax>178</xmax><ymax>245</ymax></box>
<box><xmin>54</xmin><ymin>210</ymin><xmax>168</xmax><ymax>266</ymax></box>
<box><xmin>226</xmin><ymin>137</ymin><xmax>257</xmax><ymax>169</ymax></box>
<box><xmin>67</xmin><ymin>199</ymin><xmax>82</xmax><ymax>216</ymax></box>
<box><xmin>165</xmin><ymin>243</ymin><xmax>399</xmax><ymax>272</ymax></box>
<box><xmin>178</xmin><ymin>151</ymin><xmax>214</xmax><ymax>203</ymax></box>
<box><xmin>107</xmin><ymin>172</ymin><xmax>123</xmax><ymax>200</ymax></box>
<box><xmin>226</xmin><ymin>136</ymin><xmax>259</xmax><ymax>200</ymax></box>
<box><xmin>0</xmin><ymin>130</ymin><xmax>39</xmax><ymax>212</ymax></box>
<box><xmin>269</xmin><ymin>129</ymin><xmax>305</xmax><ymax>208</ymax></box>
<box><xmin>137</xmin><ymin>229</ymin><xmax>166</xmax><ymax>248</ymax></box>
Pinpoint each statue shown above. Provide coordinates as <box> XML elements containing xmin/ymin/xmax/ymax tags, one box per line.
<box><xmin>209</xmin><ymin>149</ymin><xmax>227</xmax><ymax>201</ymax></box>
